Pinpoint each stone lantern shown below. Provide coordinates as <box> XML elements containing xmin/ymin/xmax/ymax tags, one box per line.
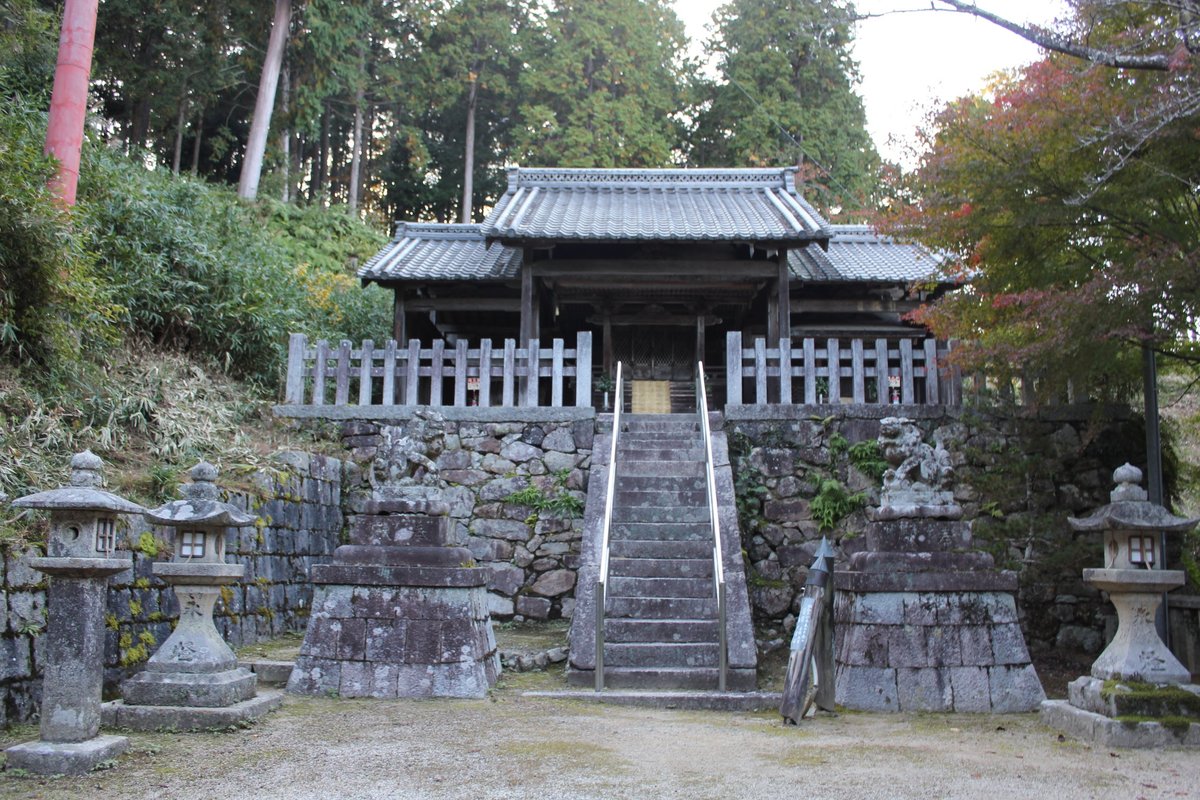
<box><xmin>1040</xmin><ymin>463</ymin><xmax>1200</xmax><ymax>747</ymax></box>
<box><xmin>4</xmin><ymin>451</ymin><xmax>144</xmax><ymax>775</ymax></box>
<box><xmin>1068</xmin><ymin>463</ymin><xmax>1195</xmax><ymax>685</ymax></box>
<box><xmin>104</xmin><ymin>462</ymin><xmax>282</xmax><ymax>729</ymax></box>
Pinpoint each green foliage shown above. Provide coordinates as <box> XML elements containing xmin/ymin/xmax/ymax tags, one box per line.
<box><xmin>810</xmin><ymin>477</ymin><xmax>865</xmax><ymax>532</ymax></box>
<box><xmin>513</xmin><ymin>0</ymin><xmax>691</xmax><ymax>167</ymax></box>
<box><xmin>0</xmin><ymin>0</ymin><xmax>57</xmax><ymax>104</ymax></box>
<box><xmin>503</xmin><ymin>470</ymin><xmax>583</xmax><ymax>520</ymax></box>
<box><xmin>137</xmin><ymin>531</ymin><xmax>163</xmax><ymax>558</ymax></box>
<box><xmin>847</xmin><ymin>440</ymin><xmax>886</xmax><ymax>482</ymax></box>
<box><xmin>890</xmin><ymin>6</ymin><xmax>1200</xmax><ymax>399</ymax></box>
<box><xmin>692</xmin><ymin>0</ymin><xmax>880</xmax><ymax>212</ymax></box>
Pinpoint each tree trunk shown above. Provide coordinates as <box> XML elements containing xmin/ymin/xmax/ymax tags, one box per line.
<box><xmin>348</xmin><ymin>84</ymin><xmax>365</xmax><ymax>214</ymax></box>
<box><xmin>190</xmin><ymin>107</ymin><xmax>203</xmax><ymax>175</ymax></box>
<box><xmin>280</xmin><ymin>65</ymin><xmax>290</xmax><ymax>202</ymax></box>
<box><xmin>460</xmin><ymin>76</ymin><xmax>478</xmax><ymax>223</ymax></box>
<box><xmin>43</xmin><ymin>0</ymin><xmax>98</xmax><ymax>206</ymax></box>
<box><xmin>237</xmin><ymin>0</ymin><xmax>291</xmax><ymax>201</ymax></box>
<box><xmin>130</xmin><ymin>96</ymin><xmax>151</xmax><ymax>151</ymax></box>
<box><xmin>171</xmin><ymin>91</ymin><xmax>187</xmax><ymax>174</ymax></box>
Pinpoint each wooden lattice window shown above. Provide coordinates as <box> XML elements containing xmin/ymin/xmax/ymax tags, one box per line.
<box><xmin>1129</xmin><ymin>535</ymin><xmax>1156</xmax><ymax>566</ymax></box>
<box><xmin>180</xmin><ymin>531</ymin><xmax>206</xmax><ymax>559</ymax></box>
<box><xmin>95</xmin><ymin>518</ymin><xmax>116</xmax><ymax>553</ymax></box>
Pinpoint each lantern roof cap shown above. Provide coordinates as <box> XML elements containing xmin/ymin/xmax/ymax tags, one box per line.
<box><xmin>10</xmin><ymin>450</ymin><xmax>145</xmax><ymax>514</ymax></box>
<box><xmin>1068</xmin><ymin>463</ymin><xmax>1199</xmax><ymax>533</ymax></box>
<box><xmin>144</xmin><ymin>461</ymin><xmax>254</xmax><ymax>527</ymax></box>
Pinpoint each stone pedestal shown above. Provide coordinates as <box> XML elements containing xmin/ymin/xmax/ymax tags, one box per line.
<box><xmin>834</xmin><ymin>519</ymin><xmax>1045</xmax><ymax>712</ymax></box>
<box><xmin>6</xmin><ymin>561</ymin><xmax>132</xmax><ymax>775</ymax></box>
<box><xmin>288</xmin><ymin>499</ymin><xmax>499</xmax><ymax>698</ymax></box>
<box><xmin>5</xmin><ymin>451</ymin><xmax>143</xmax><ymax>775</ymax></box>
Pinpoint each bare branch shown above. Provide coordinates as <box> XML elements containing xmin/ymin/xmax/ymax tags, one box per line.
<box><xmin>933</xmin><ymin>0</ymin><xmax>1173</xmax><ymax>70</ymax></box>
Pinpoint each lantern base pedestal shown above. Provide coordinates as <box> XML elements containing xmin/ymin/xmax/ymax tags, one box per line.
<box><xmin>4</xmin><ymin>734</ymin><xmax>129</xmax><ymax>776</ymax></box>
<box><xmin>101</xmin><ymin>690</ymin><xmax>283</xmax><ymax>732</ymax></box>
<box><xmin>121</xmin><ymin>665</ymin><xmax>257</xmax><ymax>708</ymax></box>
<box><xmin>1041</xmin><ymin>698</ymin><xmax>1200</xmax><ymax>749</ymax></box>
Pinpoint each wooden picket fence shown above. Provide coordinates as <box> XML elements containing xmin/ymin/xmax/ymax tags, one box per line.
<box><xmin>725</xmin><ymin>332</ymin><xmax>962</xmax><ymax>406</ymax></box>
<box><xmin>283</xmin><ymin>332</ymin><xmax>592</xmax><ymax>408</ymax></box>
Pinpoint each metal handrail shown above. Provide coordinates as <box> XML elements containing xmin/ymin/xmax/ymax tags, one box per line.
<box><xmin>595</xmin><ymin>361</ymin><xmax>623</xmax><ymax>691</ymax></box>
<box><xmin>697</xmin><ymin>362</ymin><xmax>728</xmax><ymax>691</ymax></box>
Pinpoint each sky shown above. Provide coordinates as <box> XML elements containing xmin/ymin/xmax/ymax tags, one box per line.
<box><xmin>672</xmin><ymin>0</ymin><xmax>1067</xmax><ymax>167</ymax></box>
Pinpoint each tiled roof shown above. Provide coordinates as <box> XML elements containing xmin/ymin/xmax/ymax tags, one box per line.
<box><xmin>789</xmin><ymin>225</ymin><xmax>947</xmax><ymax>283</ymax></box>
<box><xmin>357</xmin><ymin>223</ymin><xmax>521</xmax><ymax>283</ymax></box>
<box><xmin>481</xmin><ymin>167</ymin><xmax>833</xmax><ymax>243</ymax></box>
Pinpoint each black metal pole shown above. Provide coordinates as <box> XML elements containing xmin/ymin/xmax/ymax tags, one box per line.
<box><xmin>1142</xmin><ymin>344</ymin><xmax>1170</xmax><ymax>646</ymax></box>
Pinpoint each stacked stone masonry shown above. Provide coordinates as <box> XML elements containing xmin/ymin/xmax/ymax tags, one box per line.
<box><xmin>336</xmin><ymin>409</ymin><xmax>594</xmax><ymax>622</ymax></box>
<box><xmin>721</xmin><ymin>404</ymin><xmax>1173</xmax><ymax>655</ymax></box>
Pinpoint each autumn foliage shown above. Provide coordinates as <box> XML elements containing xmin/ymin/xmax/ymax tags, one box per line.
<box><xmin>887</xmin><ymin>16</ymin><xmax>1200</xmax><ymax>400</ymax></box>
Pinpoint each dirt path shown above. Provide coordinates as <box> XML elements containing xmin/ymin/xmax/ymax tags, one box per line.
<box><xmin>2</xmin><ymin>674</ymin><xmax>1197</xmax><ymax>800</ymax></box>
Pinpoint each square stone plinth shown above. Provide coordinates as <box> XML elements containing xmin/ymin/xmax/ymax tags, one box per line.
<box><xmin>121</xmin><ymin>666</ymin><xmax>257</xmax><ymax>708</ymax></box>
<box><xmin>1041</xmin><ymin>699</ymin><xmax>1200</xmax><ymax>748</ymax></box>
<box><xmin>5</xmin><ymin>735</ymin><xmax>129</xmax><ymax>776</ymax></box>
<box><xmin>101</xmin><ymin>690</ymin><xmax>283</xmax><ymax>732</ymax></box>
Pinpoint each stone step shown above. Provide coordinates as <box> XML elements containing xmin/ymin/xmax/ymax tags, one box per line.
<box><xmin>609</xmin><ymin>576</ymin><xmax>715</xmax><ymax>599</ymax></box>
<box><xmin>616</xmin><ymin>447</ymin><xmax>705</xmax><ymax>462</ymax></box>
<box><xmin>605</xmin><ymin>618</ymin><xmax>719</xmax><ymax>644</ymax></box>
<box><xmin>589</xmin><ymin>667</ymin><xmax>734</xmax><ymax>691</ymax></box>
<box><xmin>605</xmin><ymin>642</ymin><xmax>719</xmax><ymax>668</ymax></box>
<box><xmin>615</xmin><ymin>488</ymin><xmax>707</xmax><ymax>507</ymax></box>
<box><xmin>608</xmin><ymin>557</ymin><xmax>713</xmax><ymax>579</ymax></box>
<box><xmin>524</xmin><ymin>689</ymin><xmax>781</xmax><ymax>712</ymax></box>
<box><xmin>606</xmin><ymin>596</ymin><xmax>717</xmax><ymax>619</ymax></box>
<box><xmin>616</xmin><ymin>476</ymin><xmax>706</xmax><ymax>493</ymax></box>
<box><xmin>613</xmin><ymin>506</ymin><xmax>710</xmax><ymax>524</ymax></box>
<box><xmin>608</xmin><ymin>539</ymin><xmax>712</xmax><ymax>559</ymax></box>
<box><xmin>611</xmin><ymin>522</ymin><xmax>711</xmax><ymax>541</ymax></box>
<box><xmin>620</xmin><ymin>418</ymin><xmax>700</xmax><ymax>432</ymax></box>
<box><xmin>619</xmin><ymin>460</ymin><xmax>705</xmax><ymax>478</ymax></box>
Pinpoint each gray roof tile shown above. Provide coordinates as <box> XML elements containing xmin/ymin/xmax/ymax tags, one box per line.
<box><xmin>481</xmin><ymin>167</ymin><xmax>833</xmax><ymax>243</ymax></box>
<box><xmin>357</xmin><ymin>223</ymin><xmax>521</xmax><ymax>283</ymax></box>
<box><xmin>790</xmin><ymin>225</ymin><xmax>947</xmax><ymax>283</ymax></box>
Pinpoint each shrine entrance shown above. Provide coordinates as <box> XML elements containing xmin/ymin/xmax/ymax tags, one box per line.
<box><xmin>612</xmin><ymin>325</ymin><xmax>697</xmax><ymax>413</ymax></box>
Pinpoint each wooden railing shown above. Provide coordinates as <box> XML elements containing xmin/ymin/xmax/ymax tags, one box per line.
<box><xmin>725</xmin><ymin>332</ymin><xmax>961</xmax><ymax>406</ymax></box>
<box><xmin>283</xmin><ymin>332</ymin><xmax>592</xmax><ymax>408</ymax></box>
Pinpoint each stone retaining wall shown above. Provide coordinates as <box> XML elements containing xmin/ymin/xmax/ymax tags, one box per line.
<box><xmin>334</xmin><ymin>408</ymin><xmax>595</xmax><ymax>622</ymax></box>
<box><xmin>0</xmin><ymin>452</ymin><xmax>343</xmax><ymax>726</ymax></box>
<box><xmin>724</xmin><ymin>403</ymin><xmax>1149</xmax><ymax>654</ymax></box>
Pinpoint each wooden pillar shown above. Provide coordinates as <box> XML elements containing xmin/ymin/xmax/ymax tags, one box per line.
<box><xmin>777</xmin><ymin>249</ymin><xmax>791</xmax><ymax>343</ymax></box>
<box><xmin>520</xmin><ymin>266</ymin><xmax>536</xmax><ymax>346</ymax></box>
<box><xmin>602</xmin><ymin>309</ymin><xmax>613</xmax><ymax>375</ymax></box>
<box><xmin>392</xmin><ymin>290</ymin><xmax>406</xmax><ymax>344</ymax></box>
<box><xmin>695</xmin><ymin>313</ymin><xmax>705</xmax><ymax>375</ymax></box>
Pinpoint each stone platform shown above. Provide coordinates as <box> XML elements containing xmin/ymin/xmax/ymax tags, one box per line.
<box><xmin>101</xmin><ymin>691</ymin><xmax>283</xmax><ymax>732</ymax></box>
<box><xmin>287</xmin><ymin>499</ymin><xmax>499</xmax><ymax>699</ymax></box>
<box><xmin>4</xmin><ymin>735</ymin><xmax>129</xmax><ymax>776</ymax></box>
<box><xmin>835</xmin><ymin>518</ymin><xmax>1045</xmax><ymax>713</ymax></box>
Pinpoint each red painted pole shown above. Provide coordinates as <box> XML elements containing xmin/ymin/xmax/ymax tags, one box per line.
<box><xmin>44</xmin><ymin>0</ymin><xmax>99</xmax><ymax>206</ymax></box>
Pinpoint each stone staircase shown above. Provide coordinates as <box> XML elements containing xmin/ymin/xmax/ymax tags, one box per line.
<box><xmin>568</xmin><ymin>414</ymin><xmax>757</xmax><ymax>691</ymax></box>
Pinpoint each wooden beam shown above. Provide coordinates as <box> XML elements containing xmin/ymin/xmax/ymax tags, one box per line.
<box><xmin>791</xmin><ymin>297</ymin><xmax>921</xmax><ymax>314</ymax></box>
<box><xmin>531</xmin><ymin>260</ymin><xmax>780</xmax><ymax>278</ymax></box>
<box><xmin>406</xmin><ymin>298</ymin><xmax>521</xmax><ymax>312</ymax></box>
<box><xmin>602</xmin><ymin>311</ymin><xmax>613</xmax><ymax>375</ymax></box>
<box><xmin>392</xmin><ymin>291</ymin><xmax>406</xmax><ymax>344</ymax></box>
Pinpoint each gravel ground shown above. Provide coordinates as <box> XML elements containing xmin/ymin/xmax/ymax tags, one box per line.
<box><xmin>2</xmin><ymin>671</ymin><xmax>1198</xmax><ymax>800</ymax></box>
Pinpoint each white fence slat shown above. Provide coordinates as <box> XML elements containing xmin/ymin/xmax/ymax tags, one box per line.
<box><xmin>575</xmin><ymin>331</ymin><xmax>591</xmax><ymax>407</ymax></box>
<box><xmin>405</xmin><ymin>339</ymin><xmax>420</xmax><ymax>405</ymax></box>
<box><xmin>826</xmin><ymin>338</ymin><xmax>841</xmax><ymax>403</ymax></box>
<box><xmin>778</xmin><ymin>338</ymin><xmax>792</xmax><ymax>404</ymax></box>
<box><xmin>900</xmin><ymin>338</ymin><xmax>915</xmax><ymax>404</ymax></box>
<box><xmin>524</xmin><ymin>338</ymin><xmax>539</xmax><ymax>407</ymax></box>
<box><xmin>334</xmin><ymin>340</ymin><xmax>352</xmax><ymax>405</ymax></box>
<box><xmin>754</xmin><ymin>338</ymin><xmax>768</xmax><ymax>403</ymax></box>
<box><xmin>726</xmin><ymin>331</ymin><xmax>742</xmax><ymax>405</ymax></box>
<box><xmin>382</xmin><ymin>339</ymin><xmax>396</xmax><ymax>406</ymax></box>
<box><xmin>358</xmin><ymin>339</ymin><xmax>374</xmax><ymax>406</ymax></box>
<box><xmin>453</xmin><ymin>340</ymin><xmax>468</xmax><ymax>406</ymax></box>
<box><xmin>479</xmin><ymin>339</ymin><xmax>492</xmax><ymax>407</ymax></box>
<box><xmin>430</xmin><ymin>339</ymin><xmax>445</xmax><ymax>406</ymax></box>
<box><xmin>285</xmin><ymin>333</ymin><xmax>307</xmax><ymax>403</ymax></box>
<box><xmin>851</xmin><ymin>339</ymin><xmax>865</xmax><ymax>403</ymax></box>
<box><xmin>313</xmin><ymin>339</ymin><xmax>329</xmax><ymax>405</ymax></box>
<box><xmin>552</xmin><ymin>338</ymin><xmax>564</xmax><ymax>407</ymax></box>
<box><xmin>924</xmin><ymin>338</ymin><xmax>940</xmax><ymax>404</ymax></box>
<box><xmin>502</xmin><ymin>339</ymin><xmax>515</xmax><ymax>406</ymax></box>
<box><xmin>803</xmin><ymin>337</ymin><xmax>816</xmax><ymax>403</ymax></box>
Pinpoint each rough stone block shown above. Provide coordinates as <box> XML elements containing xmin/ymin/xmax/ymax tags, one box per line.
<box><xmin>897</xmin><ymin>667</ymin><xmax>953</xmax><ymax>711</ymax></box>
<box><xmin>4</xmin><ymin>734</ymin><xmax>129</xmax><ymax>776</ymax></box>
<box><xmin>837</xmin><ymin>624</ymin><xmax>889</xmax><ymax>667</ymax></box>
<box><xmin>835</xmin><ymin>666</ymin><xmax>898</xmax><ymax>711</ymax></box>
<box><xmin>856</xmin><ymin>592</ymin><xmax>908</xmax><ymax>625</ymax></box>
<box><xmin>472</xmin><ymin>519</ymin><xmax>530</xmax><ymax>541</ymax></box>
<box><xmin>889</xmin><ymin>625</ymin><xmax>928</xmax><ymax>668</ymax></box>
<box><xmin>485</xmin><ymin>563</ymin><xmax>524</xmax><ymax>596</ymax></box>
<box><xmin>949</xmin><ymin>666</ymin><xmax>992</xmax><ymax>711</ymax></box>
<box><xmin>988</xmin><ymin>665</ymin><xmax>1046</xmax><ymax>712</ymax></box>
<box><xmin>958</xmin><ymin>625</ymin><xmax>994</xmax><ymax>666</ymax></box>
<box><xmin>925</xmin><ymin>626</ymin><xmax>963</xmax><ymax>668</ymax></box>
<box><xmin>515</xmin><ymin>595</ymin><xmax>551</xmax><ymax>620</ymax></box>
<box><xmin>487</xmin><ymin>593</ymin><xmax>514</xmax><ymax>617</ymax></box>
<box><xmin>991</xmin><ymin>623</ymin><xmax>1031</xmax><ymax>665</ymax></box>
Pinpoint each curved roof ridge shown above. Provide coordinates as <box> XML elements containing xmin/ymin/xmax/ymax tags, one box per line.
<box><xmin>503</xmin><ymin>165</ymin><xmax>800</xmax><ymax>191</ymax></box>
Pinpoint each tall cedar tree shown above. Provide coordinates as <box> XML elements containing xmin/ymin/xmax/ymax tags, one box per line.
<box><xmin>693</xmin><ymin>0</ymin><xmax>879</xmax><ymax>213</ymax></box>
<box><xmin>513</xmin><ymin>0</ymin><xmax>690</xmax><ymax>167</ymax></box>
